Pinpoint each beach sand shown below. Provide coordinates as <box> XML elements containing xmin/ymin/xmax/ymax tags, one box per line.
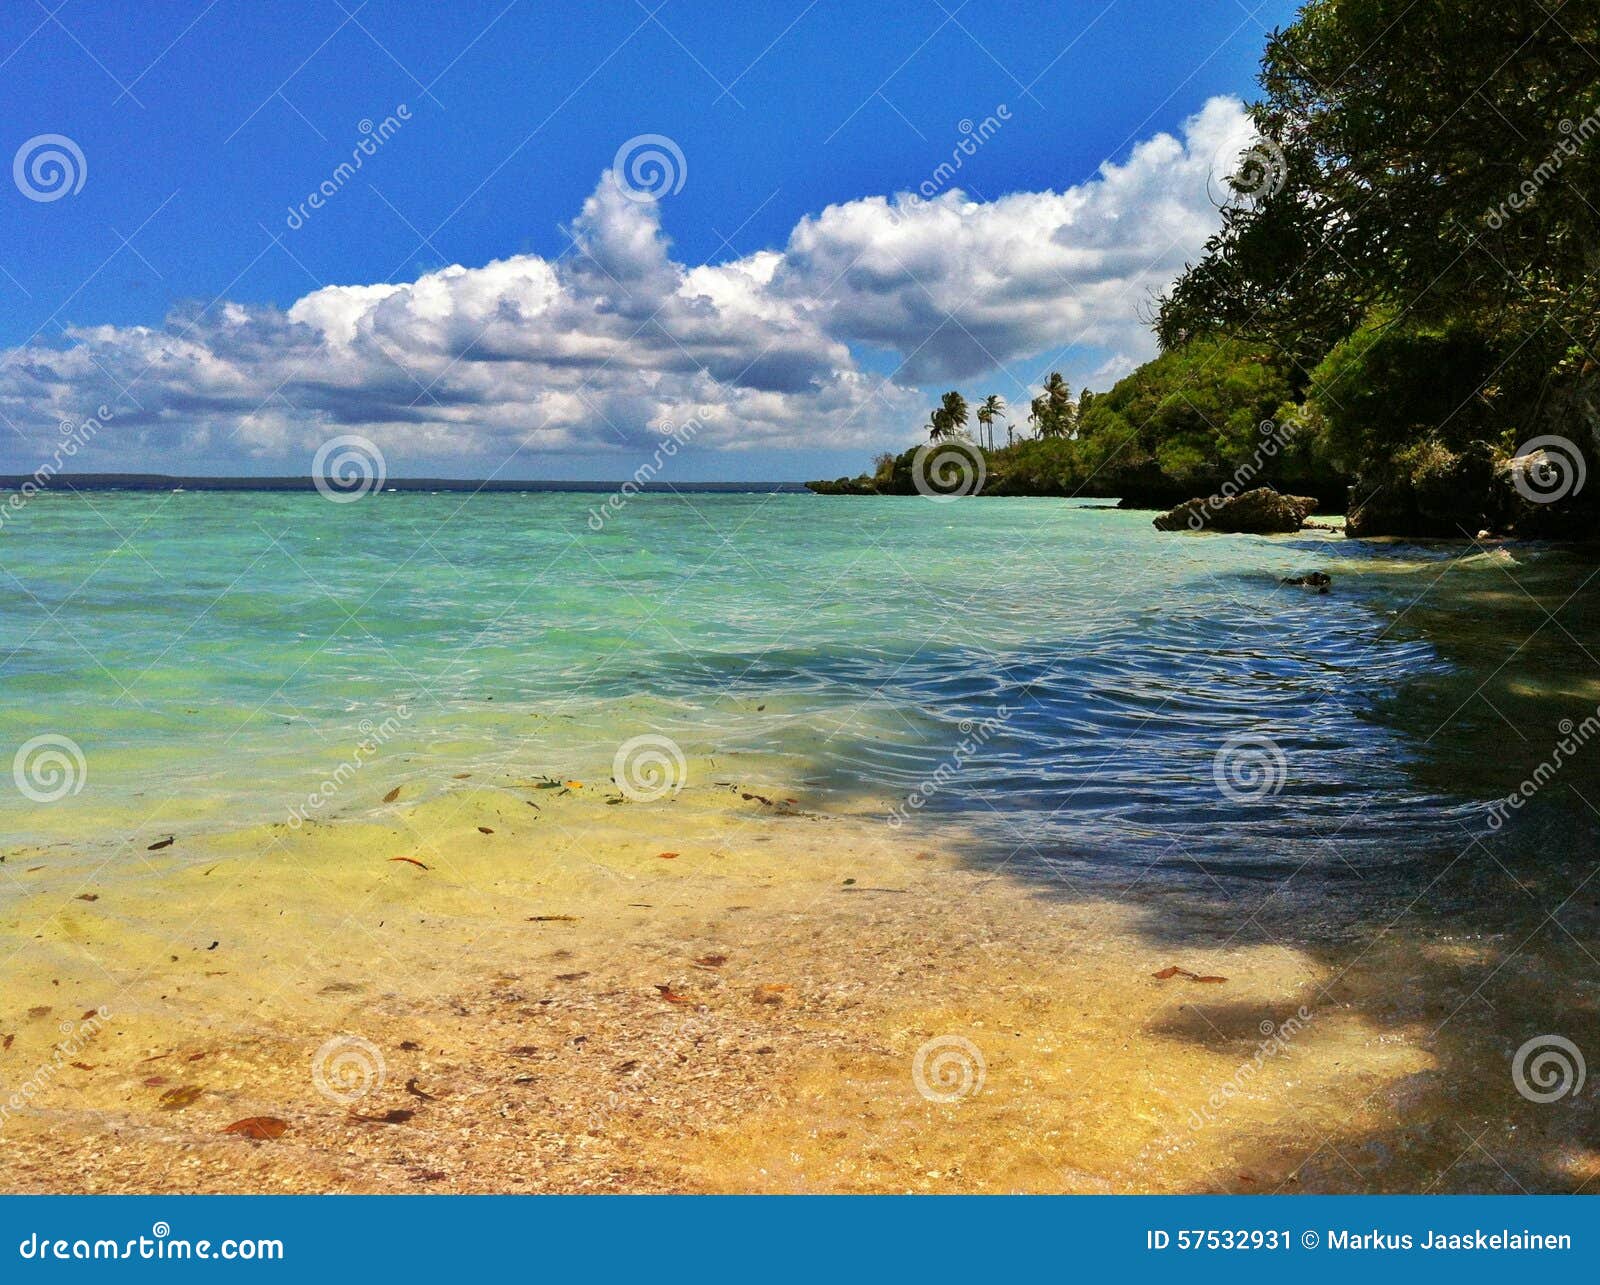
<box><xmin>2</xmin><ymin>768</ymin><xmax>1595</xmax><ymax>1194</ymax></box>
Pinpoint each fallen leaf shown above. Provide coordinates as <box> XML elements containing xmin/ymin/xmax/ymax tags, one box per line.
<box><xmin>656</xmin><ymin>851</ymin><xmax>679</xmax><ymax>860</ymax></box>
<box><xmin>528</xmin><ymin>915</ymin><xmax>578</xmax><ymax>922</ymax></box>
<box><xmin>382</xmin><ymin>786</ymin><xmax>402</xmax><ymax>803</ymax></box>
<box><xmin>349</xmin><ymin>1108</ymin><xmax>414</xmax><ymax>1125</ymax></box>
<box><xmin>752</xmin><ymin>983</ymin><xmax>792</xmax><ymax>1005</ymax></box>
<box><xmin>404</xmin><ymin>1077</ymin><xmax>438</xmax><ymax>1101</ymax></box>
<box><xmin>555</xmin><ymin>971</ymin><xmax>590</xmax><ymax>982</ymax></box>
<box><xmin>693</xmin><ymin>954</ymin><xmax>728</xmax><ymax>968</ymax></box>
<box><xmin>224</xmin><ymin>1116</ymin><xmax>287</xmax><ymax>1140</ymax></box>
<box><xmin>69</xmin><ymin>1061</ymin><xmax>94</xmax><ymax>1070</ymax></box>
<box><xmin>389</xmin><ymin>857</ymin><xmax>429</xmax><ymax>870</ymax></box>
<box><xmin>26</xmin><ymin>1006</ymin><xmax>51</xmax><ymax>1019</ymax></box>
<box><xmin>2</xmin><ymin>1034</ymin><xmax>13</xmax><ymax>1050</ymax></box>
<box><xmin>399</xmin><ymin>1040</ymin><xmax>422</xmax><ymax>1052</ymax></box>
<box><xmin>147</xmin><ymin>836</ymin><xmax>175</xmax><ymax>851</ymax></box>
<box><xmin>1152</xmin><ymin>966</ymin><xmax>1186</xmax><ymax>980</ymax></box>
<box><xmin>142</xmin><ymin>1076</ymin><xmax>168</xmax><ymax>1087</ymax></box>
<box><xmin>158</xmin><ymin>1085</ymin><xmax>203</xmax><ymax>1110</ymax></box>
<box><xmin>76</xmin><ymin>893</ymin><xmax>99</xmax><ymax>902</ymax></box>
<box><xmin>1195</xmin><ymin>975</ymin><xmax>1228</xmax><ymax>984</ymax></box>
<box><xmin>411</xmin><ymin>1170</ymin><xmax>447</xmax><ymax>1182</ymax></box>
<box><xmin>655</xmin><ymin>984</ymin><xmax>693</xmax><ymax>1005</ymax></box>
<box><xmin>477</xmin><ymin>826</ymin><xmax>494</xmax><ymax>835</ymax></box>
<box><xmin>613</xmin><ymin>1059</ymin><xmax>640</xmax><ymax>1074</ymax></box>
<box><xmin>453</xmin><ymin>774</ymin><xmax>471</xmax><ymax>780</ymax></box>
<box><xmin>565</xmin><ymin>781</ymin><xmax>583</xmax><ymax>789</ymax></box>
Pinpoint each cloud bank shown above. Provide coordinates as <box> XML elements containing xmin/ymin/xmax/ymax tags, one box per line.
<box><xmin>0</xmin><ymin>97</ymin><xmax>1252</xmax><ymax>469</ymax></box>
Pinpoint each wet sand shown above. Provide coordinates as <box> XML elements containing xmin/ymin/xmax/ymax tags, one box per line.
<box><xmin>2</xmin><ymin>766</ymin><xmax>1596</xmax><ymax>1194</ymax></box>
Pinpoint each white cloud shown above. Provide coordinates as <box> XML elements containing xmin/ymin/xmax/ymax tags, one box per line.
<box><xmin>0</xmin><ymin>97</ymin><xmax>1253</xmax><ymax>470</ymax></box>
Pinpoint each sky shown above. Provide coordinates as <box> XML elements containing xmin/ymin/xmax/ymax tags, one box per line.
<box><xmin>0</xmin><ymin>0</ymin><xmax>1301</xmax><ymax>482</ymax></box>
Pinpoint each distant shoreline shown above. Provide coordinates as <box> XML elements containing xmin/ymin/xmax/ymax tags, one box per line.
<box><xmin>0</xmin><ymin>473</ymin><xmax>812</xmax><ymax>495</ymax></box>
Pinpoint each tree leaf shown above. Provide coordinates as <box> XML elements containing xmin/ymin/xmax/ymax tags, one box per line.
<box><xmin>224</xmin><ymin>1116</ymin><xmax>287</xmax><ymax>1140</ymax></box>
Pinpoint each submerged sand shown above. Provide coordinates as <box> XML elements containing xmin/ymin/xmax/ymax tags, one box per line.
<box><xmin>2</xmin><ymin>767</ymin><xmax>1595</xmax><ymax>1194</ymax></box>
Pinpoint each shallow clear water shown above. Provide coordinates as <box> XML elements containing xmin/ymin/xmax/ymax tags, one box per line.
<box><xmin>0</xmin><ymin>491</ymin><xmax>1580</xmax><ymax>882</ymax></box>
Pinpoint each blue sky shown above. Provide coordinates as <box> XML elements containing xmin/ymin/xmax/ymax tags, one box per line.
<box><xmin>0</xmin><ymin>0</ymin><xmax>1300</xmax><ymax>481</ymax></box>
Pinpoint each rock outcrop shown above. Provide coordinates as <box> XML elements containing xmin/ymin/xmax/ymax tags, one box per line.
<box><xmin>1153</xmin><ymin>487</ymin><xmax>1317</xmax><ymax>534</ymax></box>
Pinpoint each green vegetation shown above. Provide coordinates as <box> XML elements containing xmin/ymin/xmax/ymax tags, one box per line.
<box><xmin>813</xmin><ymin>0</ymin><xmax>1600</xmax><ymax>536</ymax></box>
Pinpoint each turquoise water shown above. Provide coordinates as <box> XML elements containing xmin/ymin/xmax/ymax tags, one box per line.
<box><xmin>0</xmin><ymin>491</ymin><xmax>1581</xmax><ymax>882</ymax></box>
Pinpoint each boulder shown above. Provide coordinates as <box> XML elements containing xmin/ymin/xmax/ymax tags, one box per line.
<box><xmin>1153</xmin><ymin>487</ymin><xmax>1316</xmax><ymax>534</ymax></box>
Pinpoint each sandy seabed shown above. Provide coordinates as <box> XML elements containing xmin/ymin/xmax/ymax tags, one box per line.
<box><xmin>2</xmin><ymin>765</ymin><xmax>1595</xmax><ymax>1195</ymax></box>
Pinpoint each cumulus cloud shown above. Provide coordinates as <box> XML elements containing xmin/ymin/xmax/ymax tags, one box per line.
<box><xmin>0</xmin><ymin>97</ymin><xmax>1253</xmax><ymax>469</ymax></box>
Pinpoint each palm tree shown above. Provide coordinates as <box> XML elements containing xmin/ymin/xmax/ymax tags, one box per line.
<box><xmin>977</xmin><ymin>394</ymin><xmax>1006</xmax><ymax>450</ymax></box>
<box><xmin>938</xmin><ymin>390</ymin><xmax>969</xmax><ymax>440</ymax></box>
<box><xmin>1039</xmin><ymin>372</ymin><xmax>1073</xmax><ymax>439</ymax></box>
<box><xmin>927</xmin><ymin>407</ymin><xmax>953</xmax><ymax>441</ymax></box>
<box><xmin>1027</xmin><ymin>394</ymin><xmax>1049</xmax><ymax>439</ymax></box>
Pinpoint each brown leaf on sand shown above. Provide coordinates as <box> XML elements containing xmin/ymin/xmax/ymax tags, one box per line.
<box><xmin>453</xmin><ymin>774</ymin><xmax>471</xmax><ymax>780</ymax></box>
<box><xmin>477</xmin><ymin>826</ymin><xmax>494</xmax><ymax>834</ymax></box>
<box><xmin>70</xmin><ymin>1061</ymin><xmax>94</xmax><ymax>1070</ymax></box>
<box><xmin>693</xmin><ymin>954</ymin><xmax>728</xmax><ymax>968</ymax></box>
<box><xmin>1151</xmin><ymin>966</ymin><xmax>1227</xmax><ymax>984</ymax></box>
<box><xmin>389</xmin><ymin>857</ymin><xmax>429</xmax><ymax>870</ymax></box>
<box><xmin>147</xmin><ymin>836</ymin><xmax>175</xmax><ymax>851</ymax></box>
<box><xmin>76</xmin><ymin>893</ymin><xmax>99</xmax><ymax>902</ymax></box>
<box><xmin>655</xmin><ymin>984</ymin><xmax>693</xmax><ymax>1005</ymax></box>
<box><xmin>223</xmin><ymin>1116</ymin><xmax>287</xmax><ymax>1141</ymax></box>
<box><xmin>656</xmin><ymin>851</ymin><xmax>679</xmax><ymax>859</ymax></box>
<box><xmin>528</xmin><ymin>915</ymin><xmax>578</xmax><ymax>922</ymax></box>
<box><xmin>752</xmin><ymin>983</ymin><xmax>792</xmax><ymax>1005</ymax></box>
<box><xmin>349</xmin><ymin>1108</ymin><xmax>414</xmax><ymax>1125</ymax></box>
<box><xmin>2</xmin><ymin>1034</ymin><xmax>13</xmax><ymax>1050</ymax></box>
<box><xmin>404</xmin><ymin>1077</ymin><xmax>438</xmax><ymax>1101</ymax></box>
<box><xmin>157</xmin><ymin>1085</ymin><xmax>203</xmax><ymax>1110</ymax></box>
<box><xmin>27</xmin><ymin>1006</ymin><xmax>51</xmax><ymax>1019</ymax></box>
<box><xmin>382</xmin><ymin>786</ymin><xmax>402</xmax><ymax>803</ymax></box>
